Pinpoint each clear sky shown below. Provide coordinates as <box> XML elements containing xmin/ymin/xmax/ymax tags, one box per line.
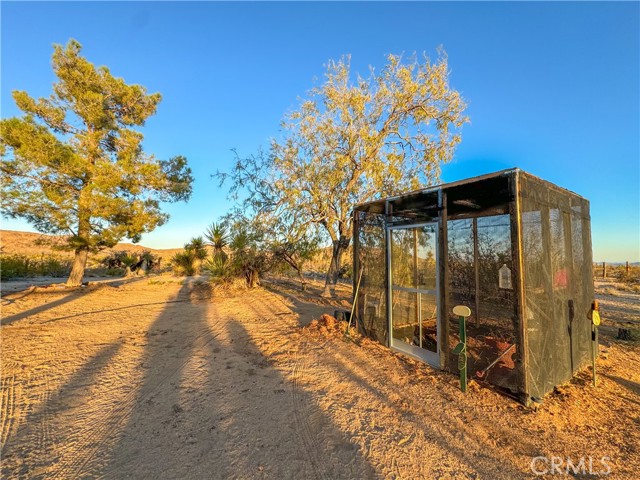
<box><xmin>2</xmin><ymin>1</ymin><xmax>639</xmax><ymax>261</ymax></box>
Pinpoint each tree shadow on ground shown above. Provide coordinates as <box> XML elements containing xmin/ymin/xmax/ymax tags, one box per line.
<box><xmin>39</xmin><ymin>299</ymin><xmax>188</xmax><ymax>324</ymax></box>
<box><xmin>603</xmin><ymin>373</ymin><xmax>640</xmax><ymax>396</ymax></box>
<box><xmin>1</xmin><ymin>342</ymin><xmax>123</xmax><ymax>478</ymax></box>
<box><xmin>262</xmin><ymin>279</ymin><xmax>350</xmax><ymax>328</ymax></box>
<box><xmin>100</xmin><ymin>279</ymin><xmax>375</xmax><ymax>479</ymax></box>
<box><xmin>257</xmin><ymin>287</ymin><xmax>540</xmax><ymax>478</ymax></box>
<box><xmin>1</xmin><ymin>276</ymin><xmax>148</xmax><ymax>326</ymax></box>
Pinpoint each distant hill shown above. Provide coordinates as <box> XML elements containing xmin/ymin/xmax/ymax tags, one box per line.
<box><xmin>0</xmin><ymin>230</ymin><xmax>181</xmax><ymax>262</ymax></box>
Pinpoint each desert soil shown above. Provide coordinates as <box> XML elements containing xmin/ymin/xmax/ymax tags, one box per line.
<box><xmin>1</xmin><ymin>275</ymin><xmax>639</xmax><ymax>479</ymax></box>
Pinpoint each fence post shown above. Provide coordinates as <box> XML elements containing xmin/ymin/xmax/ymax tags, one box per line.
<box><xmin>602</xmin><ymin>262</ymin><xmax>606</xmax><ymax>279</ymax></box>
<box><xmin>626</xmin><ymin>261</ymin><xmax>630</xmax><ymax>275</ymax></box>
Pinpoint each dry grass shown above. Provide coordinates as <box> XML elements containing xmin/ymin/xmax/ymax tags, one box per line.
<box><xmin>1</xmin><ymin>230</ymin><xmax>181</xmax><ymax>279</ymax></box>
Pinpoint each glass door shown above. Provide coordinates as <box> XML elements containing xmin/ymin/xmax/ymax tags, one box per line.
<box><xmin>389</xmin><ymin>223</ymin><xmax>439</xmax><ymax>367</ymax></box>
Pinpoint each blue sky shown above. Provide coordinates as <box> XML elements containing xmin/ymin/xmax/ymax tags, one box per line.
<box><xmin>2</xmin><ymin>1</ymin><xmax>638</xmax><ymax>261</ymax></box>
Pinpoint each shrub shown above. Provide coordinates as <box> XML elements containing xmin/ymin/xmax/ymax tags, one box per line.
<box><xmin>171</xmin><ymin>250</ymin><xmax>197</xmax><ymax>276</ymax></box>
<box><xmin>100</xmin><ymin>250</ymin><xmax>160</xmax><ymax>275</ymax></box>
<box><xmin>202</xmin><ymin>256</ymin><xmax>232</xmax><ymax>279</ymax></box>
<box><xmin>0</xmin><ymin>254</ymin><xmax>72</xmax><ymax>280</ymax></box>
<box><xmin>338</xmin><ymin>262</ymin><xmax>353</xmax><ymax>280</ymax></box>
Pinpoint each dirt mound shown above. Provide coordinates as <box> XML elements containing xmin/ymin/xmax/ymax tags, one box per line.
<box><xmin>304</xmin><ymin>313</ymin><xmax>352</xmax><ymax>336</ymax></box>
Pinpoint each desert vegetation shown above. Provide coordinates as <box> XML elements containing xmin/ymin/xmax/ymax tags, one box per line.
<box><xmin>169</xmin><ymin>220</ymin><xmax>320</xmax><ymax>290</ymax></box>
<box><xmin>595</xmin><ymin>263</ymin><xmax>640</xmax><ymax>293</ymax></box>
<box><xmin>0</xmin><ymin>230</ymin><xmax>178</xmax><ymax>281</ymax></box>
<box><xmin>0</xmin><ymin>253</ymin><xmax>72</xmax><ymax>280</ymax></box>
<box><xmin>218</xmin><ymin>52</ymin><xmax>468</xmax><ymax>297</ymax></box>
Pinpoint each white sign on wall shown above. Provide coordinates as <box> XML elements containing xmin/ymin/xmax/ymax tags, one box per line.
<box><xmin>499</xmin><ymin>264</ymin><xmax>512</xmax><ymax>290</ymax></box>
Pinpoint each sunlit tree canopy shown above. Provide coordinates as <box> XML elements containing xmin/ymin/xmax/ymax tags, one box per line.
<box><xmin>1</xmin><ymin>40</ymin><xmax>193</xmax><ymax>285</ymax></box>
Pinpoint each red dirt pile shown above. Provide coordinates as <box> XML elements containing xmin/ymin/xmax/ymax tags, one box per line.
<box><xmin>305</xmin><ymin>313</ymin><xmax>349</xmax><ymax>336</ymax></box>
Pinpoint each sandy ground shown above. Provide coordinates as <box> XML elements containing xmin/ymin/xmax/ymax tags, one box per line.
<box><xmin>595</xmin><ymin>279</ymin><xmax>640</xmax><ymax>326</ymax></box>
<box><xmin>1</xmin><ymin>275</ymin><xmax>639</xmax><ymax>479</ymax></box>
<box><xmin>0</xmin><ymin>276</ymin><xmax>138</xmax><ymax>295</ymax></box>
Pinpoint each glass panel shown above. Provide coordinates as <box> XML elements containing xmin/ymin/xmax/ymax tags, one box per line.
<box><xmin>390</xmin><ymin>224</ymin><xmax>438</xmax><ymax>358</ymax></box>
<box><xmin>391</xmin><ymin>291</ymin><xmax>418</xmax><ymax>346</ymax></box>
<box><xmin>356</xmin><ymin>211</ymin><xmax>387</xmax><ymax>345</ymax></box>
<box><xmin>420</xmin><ymin>292</ymin><xmax>438</xmax><ymax>352</ymax></box>
<box><xmin>391</xmin><ymin>229</ymin><xmax>415</xmax><ymax>289</ymax></box>
<box><xmin>475</xmin><ymin>214</ymin><xmax>518</xmax><ymax>391</ymax></box>
<box><xmin>416</xmin><ymin>225</ymin><xmax>437</xmax><ymax>291</ymax></box>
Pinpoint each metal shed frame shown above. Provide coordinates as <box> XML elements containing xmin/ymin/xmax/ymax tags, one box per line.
<box><xmin>352</xmin><ymin>168</ymin><xmax>594</xmax><ymax>404</ymax></box>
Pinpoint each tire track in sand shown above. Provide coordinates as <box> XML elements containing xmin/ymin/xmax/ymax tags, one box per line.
<box><xmin>51</xmin><ymin>323</ymin><xmax>222</xmax><ymax>480</ymax></box>
<box><xmin>291</xmin><ymin>346</ymin><xmax>327</xmax><ymax>480</ymax></box>
<box><xmin>1</xmin><ymin>370</ymin><xmax>18</xmax><ymax>451</ymax></box>
<box><xmin>244</xmin><ymin>291</ymin><xmax>331</xmax><ymax>480</ymax></box>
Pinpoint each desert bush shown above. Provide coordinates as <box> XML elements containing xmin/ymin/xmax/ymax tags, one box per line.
<box><xmin>185</xmin><ymin>237</ymin><xmax>208</xmax><ymax>260</ymax></box>
<box><xmin>618</xmin><ymin>268</ymin><xmax>640</xmax><ymax>285</ymax></box>
<box><xmin>338</xmin><ymin>262</ymin><xmax>353</xmax><ymax>280</ymax></box>
<box><xmin>170</xmin><ymin>237</ymin><xmax>209</xmax><ymax>276</ymax></box>
<box><xmin>171</xmin><ymin>250</ymin><xmax>197</xmax><ymax>276</ymax></box>
<box><xmin>0</xmin><ymin>254</ymin><xmax>72</xmax><ymax>280</ymax></box>
<box><xmin>105</xmin><ymin>267</ymin><xmax>127</xmax><ymax>277</ymax></box>
<box><xmin>200</xmin><ymin>214</ymin><xmax>322</xmax><ymax>289</ymax></box>
<box><xmin>101</xmin><ymin>250</ymin><xmax>160</xmax><ymax>276</ymax></box>
<box><xmin>202</xmin><ymin>256</ymin><xmax>232</xmax><ymax>279</ymax></box>
<box><xmin>204</xmin><ymin>223</ymin><xmax>229</xmax><ymax>262</ymax></box>
<box><xmin>227</xmin><ymin>227</ymin><xmax>269</xmax><ymax>288</ymax></box>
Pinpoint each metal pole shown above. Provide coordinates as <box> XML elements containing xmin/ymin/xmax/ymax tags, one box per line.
<box><xmin>346</xmin><ymin>268</ymin><xmax>364</xmax><ymax>337</ymax></box>
<box><xmin>452</xmin><ymin>305</ymin><xmax>471</xmax><ymax>393</ymax></box>
<box><xmin>473</xmin><ymin>218</ymin><xmax>480</xmax><ymax>325</ymax></box>
<box><xmin>459</xmin><ymin>315</ymin><xmax>467</xmax><ymax>392</ymax></box>
<box><xmin>591</xmin><ymin>300</ymin><xmax>600</xmax><ymax>387</ymax></box>
<box><xmin>414</xmin><ymin>229</ymin><xmax>421</xmax><ymax>348</ymax></box>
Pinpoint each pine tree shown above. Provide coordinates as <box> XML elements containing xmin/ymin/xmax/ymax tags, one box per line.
<box><xmin>1</xmin><ymin>40</ymin><xmax>193</xmax><ymax>285</ymax></box>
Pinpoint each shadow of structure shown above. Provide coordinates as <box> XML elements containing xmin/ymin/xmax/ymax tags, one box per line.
<box><xmin>98</xmin><ymin>280</ymin><xmax>375</xmax><ymax>479</ymax></box>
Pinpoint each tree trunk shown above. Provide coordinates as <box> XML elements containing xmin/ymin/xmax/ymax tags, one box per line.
<box><xmin>617</xmin><ymin>328</ymin><xmax>632</xmax><ymax>341</ymax></box>
<box><xmin>67</xmin><ymin>199</ymin><xmax>91</xmax><ymax>287</ymax></box>
<box><xmin>246</xmin><ymin>268</ymin><xmax>260</xmax><ymax>288</ymax></box>
<box><xmin>322</xmin><ymin>236</ymin><xmax>350</xmax><ymax>297</ymax></box>
<box><xmin>296</xmin><ymin>267</ymin><xmax>307</xmax><ymax>291</ymax></box>
<box><xmin>66</xmin><ymin>247</ymin><xmax>89</xmax><ymax>287</ymax></box>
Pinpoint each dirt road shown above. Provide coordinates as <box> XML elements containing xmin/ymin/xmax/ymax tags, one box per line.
<box><xmin>1</xmin><ymin>276</ymin><xmax>639</xmax><ymax>478</ymax></box>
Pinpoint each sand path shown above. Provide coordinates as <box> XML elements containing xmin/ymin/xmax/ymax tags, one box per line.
<box><xmin>1</xmin><ymin>276</ymin><xmax>638</xmax><ymax>478</ymax></box>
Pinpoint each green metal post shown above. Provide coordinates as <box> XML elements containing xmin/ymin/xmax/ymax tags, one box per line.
<box><xmin>591</xmin><ymin>301</ymin><xmax>600</xmax><ymax>387</ymax></box>
<box><xmin>452</xmin><ymin>305</ymin><xmax>471</xmax><ymax>393</ymax></box>
<box><xmin>459</xmin><ymin>315</ymin><xmax>467</xmax><ymax>392</ymax></box>
<box><xmin>591</xmin><ymin>323</ymin><xmax>598</xmax><ymax>387</ymax></box>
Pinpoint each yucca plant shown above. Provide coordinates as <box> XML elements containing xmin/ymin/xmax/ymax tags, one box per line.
<box><xmin>228</xmin><ymin>227</ymin><xmax>268</xmax><ymax>288</ymax></box>
<box><xmin>185</xmin><ymin>236</ymin><xmax>208</xmax><ymax>260</ymax></box>
<box><xmin>204</xmin><ymin>222</ymin><xmax>229</xmax><ymax>261</ymax></box>
<box><xmin>202</xmin><ymin>255</ymin><xmax>231</xmax><ymax>279</ymax></box>
<box><xmin>171</xmin><ymin>250</ymin><xmax>197</xmax><ymax>276</ymax></box>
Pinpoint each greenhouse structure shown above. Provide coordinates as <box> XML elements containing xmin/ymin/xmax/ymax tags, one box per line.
<box><xmin>352</xmin><ymin>168</ymin><xmax>595</xmax><ymax>404</ymax></box>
